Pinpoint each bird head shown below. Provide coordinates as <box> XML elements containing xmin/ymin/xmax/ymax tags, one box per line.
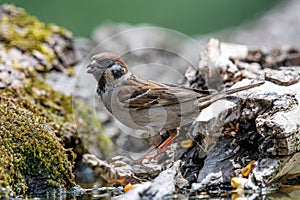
<box><xmin>87</xmin><ymin>52</ymin><xmax>130</xmax><ymax>84</ymax></box>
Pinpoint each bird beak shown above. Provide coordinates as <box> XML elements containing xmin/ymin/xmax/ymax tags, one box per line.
<box><xmin>87</xmin><ymin>60</ymin><xmax>101</xmax><ymax>73</ymax></box>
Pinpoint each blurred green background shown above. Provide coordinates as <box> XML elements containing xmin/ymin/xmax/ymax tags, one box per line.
<box><xmin>1</xmin><ymin>0</ymin><xmax>280</xmax><ymax>37</ymax></box>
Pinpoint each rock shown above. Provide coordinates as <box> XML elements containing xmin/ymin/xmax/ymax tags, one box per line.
<box><xmin>0</xmin><ymin>4</ymin><xmax>90</xmax><ymax>197</ymax></box>
<box><xmin>0</xmin><ymin>63</ymin><xmax>24</xmax><ymax>89</ymax></box>
<box><xmin>82</xmin><ymin>154</ymin><xmax>144</xmax><ymax>185</ymax></box>
<box><xmin>184</xmin><ymin>39</ymin><xmax>300</xmax><ymax>192</ymax></box>
<box><xmin>0</xmin><ymin>93</ymin><xmax>75</xmax><ymax>195</ymax></box>
<box><xmin>0</xmin><ymin>4</ymin><xmax>79</xmax><ymax>73</ymax></box>
<box><xmin>255</xmin><ymin>84</ymin><xmax>300</xmax><ymax>156</ymax></box>
<box><xmin>265</xmin><ymin>67</ymin><xmax>300</xmax><ymax>86</ymax></box>
<box><xmin>184</xmin><ymin>38</ymin><xmax>265</xmax><ymax>89</ymax></box>
<box><xmin>82</xmin><ymin>146</ymin><xmax>179</xmax><ymax>186</ymax></box>
<box><xmin>121</xmin><ymin>160</ymin><xmax>187</xmax><ymax>200</ymax></box>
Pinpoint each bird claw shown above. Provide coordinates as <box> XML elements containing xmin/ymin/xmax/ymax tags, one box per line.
<box><xmin>124</xmin><ymin>145</ymin><xmax>175</xmax><ymax>167</ymax></box>
<box><xmin>142</xmin><ymin>145</ymin><xmax>175</xmax><ymax>163</ymax></box>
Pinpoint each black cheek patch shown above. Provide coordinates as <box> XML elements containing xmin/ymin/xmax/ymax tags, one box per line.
<box><xmin>111</xmin><ymin>68</ymin><xmax>124</xmax><ymax>79</ymax></box>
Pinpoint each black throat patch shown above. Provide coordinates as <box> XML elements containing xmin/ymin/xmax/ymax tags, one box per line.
<box><xmin>97</xmin><ymin>74</ymin><xmax>107</xmax><ymax>96</ymax></box>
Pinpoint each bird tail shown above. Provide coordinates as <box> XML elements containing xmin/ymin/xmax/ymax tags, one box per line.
<box><xmin>196</xmin><ymin>81</ymin><xmax>264</xmax><ymax>108</ymax></box>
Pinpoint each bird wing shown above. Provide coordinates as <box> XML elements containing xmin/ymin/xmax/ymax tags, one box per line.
<box><xmin>117</xmin><ymin>75</ymin><xmax>210</xmax><ymax>110</ymax></box>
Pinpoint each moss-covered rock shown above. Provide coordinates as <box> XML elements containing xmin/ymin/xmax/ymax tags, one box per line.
<box><xmin>0</xmin><ymin>4</ymin><xmax>115</xmax><ymax>196</ymax></box>
<box><xmin>0</xmin><ymin>94</ymin><xmax>75</xmax><ymax>195</ymax></box>
<box><xmin>0</xmin><ymin>4</ymin><xmax>79</xmax><ymax>73</ymax></box>
<box><xmin>0</xmin><ymin>68</ymin><xmax>79</xmax><ymax>196</ymax></box>
<box><xmin>0</xmin><ymin>4</ymin><xmax>85</xmax><ymax>197</ymax></box>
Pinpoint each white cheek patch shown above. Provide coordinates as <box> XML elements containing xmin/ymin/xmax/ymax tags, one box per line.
<box><xmin>109</xmin><ymin>64</ymin><xmax>122</xmax><ymax>70</ymax></box>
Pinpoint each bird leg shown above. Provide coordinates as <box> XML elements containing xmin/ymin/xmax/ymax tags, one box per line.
<box><xmin>136</xmin><ymin>129</ymin><xmax>178</xmax><ymax>163</ymax></box>
<box><xmin>135</xmin><ymin>145</ymin><xmax>156</xmax><ymax>164</ymax></box>
<box><xmin>147</xmin><ymin>128</ymin><xmax>178</xmax><ymax>161</ymax></box>
<box><xmin>135</xmin><ymin>132</ymin><xmax>162</xmax><ymax>164</ymax></box>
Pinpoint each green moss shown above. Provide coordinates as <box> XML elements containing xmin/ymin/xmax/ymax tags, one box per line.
<box><xmin>4</xmin><ymin>68</ymin><xmax>73</xmax><ymax>124</ymax></box>
<box><xmin>0</xmin><ymin>66</ymin><xmax>114</xmax><ymax>195</ymax></box>
<box><xmin>0</xmin><ymin>95</ymin><xmax>75</xmax><ymax>195</ymax></box>
<box><xmin>0</xmin><ymin>4</ymin><xmax>114</xmax><ymax>196</ymax></box>
<box><xmin>0</xmin><ymin>66</ymin><xmax>78</xmax><ymax>195</ymax></box>
<box><xmin>0</xmin><ymin>4</ymin><xmax>71</xmax><ymax>71</ymax></box>
<box><xmin>0</xmin><ymin>4</ymin><xmax>81</xmax><ymax>197</ymax></box>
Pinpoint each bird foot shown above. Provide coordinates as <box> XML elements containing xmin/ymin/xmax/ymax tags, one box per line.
<box><xmin>143</xmin><ymin>145</ymin><xmax>175</xmax><ymax>163</ymax></box>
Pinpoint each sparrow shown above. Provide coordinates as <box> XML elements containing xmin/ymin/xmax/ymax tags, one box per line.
<box><xmin>87</xmin><ymin>52</ymin><xmax>264</xmax><ymax>160</ymax></box>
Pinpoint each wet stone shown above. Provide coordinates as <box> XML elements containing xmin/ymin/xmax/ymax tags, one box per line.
<box><xmin>121</xmin><ymin>160</ymin><xmax>187</xmax><ymax>200</ymax></box>
<box><xmin>82</xmin><ymin>154</ymin><xmax>149</xmax><ymax>185</ymax></box>
<box><xmin>82</xmin><ymin>150</ymin><xmax>179</xmax><ymax>186</ymax></box>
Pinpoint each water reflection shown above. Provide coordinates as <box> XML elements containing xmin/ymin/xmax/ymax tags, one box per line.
<box><xmin>68</xmin><ymin>185</ymin><xmax>300</xmax><ymax>199</ymax></box>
